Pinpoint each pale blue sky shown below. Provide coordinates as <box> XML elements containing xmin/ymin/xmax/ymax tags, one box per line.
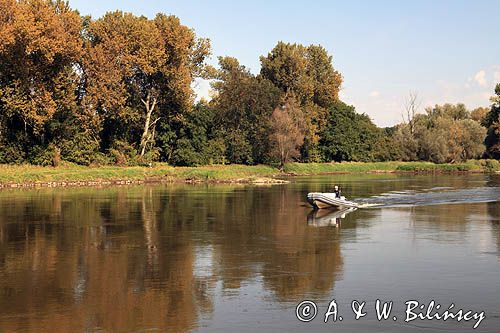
<box><xmin>69</xmin><ymin>0</ymin><xmax>500</xmax><ymax>127</ymax></box>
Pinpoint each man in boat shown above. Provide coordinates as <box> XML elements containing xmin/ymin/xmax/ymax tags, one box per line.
<box><xmin>333</xmin><ymin>185</ymin><xmax>341</xmax><ymax>198</ymax></box>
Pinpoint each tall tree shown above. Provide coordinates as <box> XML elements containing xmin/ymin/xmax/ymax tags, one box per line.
<box><xmin>319</xmin><ymin>101</ymin><xmax>384</xmax><ymax>162</ymax></box>
<box><xmin>84</xmin><ymin>11</ymin><xmax>210</xmax><ymax>161</ymax></box>
<box><xmin>482</xmin><ymin>84</ymin><xmax>500</xmax><ymax>158</ymax></box>
<box><xmin>210</xmin><ymin>56</ymin><xmax>281</xmax><ymax>164</ymax></box>
<box><xmin>260</xmin><ymin>42</ymin><xmax>342</xmax><ymax>107</ymax></box>
<box><xmin>260</xmin><ymin>42</ymin><xmax>342</xmax><ymax>160</ymax></box>
<box><xmin>0</xmin><ymin>0</ymin><xmax>83</xmax><ymax>162</ymax></box>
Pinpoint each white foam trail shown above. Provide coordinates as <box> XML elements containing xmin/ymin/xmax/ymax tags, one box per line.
<box><xmin>354</xmin><ymin>186</ymin><xmax>500</xmax><ymax>208</ymax></box>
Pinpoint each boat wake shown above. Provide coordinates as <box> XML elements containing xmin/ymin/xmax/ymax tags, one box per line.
<box><xmin>354</xmin><ymin>186</ymin><xmax>500</xmax><ymax>208</ymax></box>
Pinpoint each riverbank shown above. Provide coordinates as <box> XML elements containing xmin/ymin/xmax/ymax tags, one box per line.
<box><xmin>0</xmin><ymin>160</ymin><xmax>499</xmax><ymax>189</ymax></box>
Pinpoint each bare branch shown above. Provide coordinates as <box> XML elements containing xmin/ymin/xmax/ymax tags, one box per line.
<box><xmin>403</xmin><ymin>91</ymin><xmax>420</xmax><ymax>135</ymax></box>
<box><xmin>150</xmin><ymin>97</ymin><xmax>157</xmax><ymax>113</ymax></box>
<box><xmin>149</xmin><ymin>117</ymin><xmax>161</xmax><ymax>128</ymax></box>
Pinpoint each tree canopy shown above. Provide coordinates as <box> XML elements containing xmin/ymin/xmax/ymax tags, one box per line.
<box><xmin>0</xmin><ymin>0</ymin><xmax>83</xmax><ymax>162</ymax></box>
<box><xmin>319</xmin><ymin>101</ymin><xmax>385</xmax><ymax>162</ymax></box>
<box><xmin>392</xmin><ymin>103</ymin><xmax>487</xmax><ymax>163</ymax></box>
<box><xmin>0</xmin><ymin>1</ymin><xmax>495</xmax><ymax>167</ymax></box>
<box><xmin>482</xmin><ymin>84</ymin><xmax>500</xmax><ymax>158</ymax></box>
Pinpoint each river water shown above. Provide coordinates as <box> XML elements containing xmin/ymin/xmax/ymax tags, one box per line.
<box><xmin>0</xmin><ymin>174</ymin><xmax>499</xmax><ymax>332</ymax></box>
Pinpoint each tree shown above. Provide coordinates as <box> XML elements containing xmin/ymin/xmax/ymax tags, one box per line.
<box><xmin>260</xmin><ymin>42</ymin><xmax>342</xmax><ymax>160</ymax></box>
<box><xmin>482</xmin><ymin>84</ymin><xmax>500</xmax><ymax>158</ymax></box>
<box><xmin>402</xmin><ymin>92</ymin><xmax>420</xmax><ymax>135</ymax></box>
<box><xmin>153</xmin><ymin>14</ymin><xmax>211</xmax><ymax>162</ymax></box>
<box><xmin>319</xmin><ymin>101</ymin><xmax>384</xmax><ymax>162</ymax></box>
<box><xmin>210</xmin><ymin>56</ymin><xmax>281</xmax><ymax>164</ymax></box>
<box><xmin>170</xmin><ymin>102</ymin><xmax>225</xmax><ymax>166</ymax></box>
<box><xmin>84</xmin><ymin>11</ymin><xmax>210</xmax><ymax>161</ymax></box>
<box><xmin>458</xmin><ymin>119</ymin><xmax>487</xmax><ymax>160</ymax></box>
<box><xmin>269</xmin><ymin>97</ymin><xmax>305</xmax><ymax>169</ymax></box>
<box><xmin>139</xmin><ymin>92</ymin><xmax>160</xmax><ymax>157</ymax></box>
<box><xmin>393</xmin><ymin>103</ymin><xmax>486</xmax><ymax>163</ymax></box>
<box><xmin>0</xmin><ymin>0</ymin><xmax>83</xmax><ymax>162</ymax></box>
<box><xmin>260</xmin><ymin>42</ymin><xmax>341</xmax><ymax>107</ymax></box>
<box><xmin>425</xmin><ymin>104</ymin><xmax>484</xmax><ymax>161</ymax></box>
<box><xmin>426</xmin><ymin>103</ymin><xmax>469</xmax><ymax>121</ymax></box>
<box><xmin>471</xmin><ymin>107</ymin><xmax>489</xmax><ymax>123</ymax></box>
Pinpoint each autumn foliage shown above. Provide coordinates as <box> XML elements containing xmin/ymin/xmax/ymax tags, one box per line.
<box><xmin>0</xmin><ymin>1</ymin><xmax>497</xmax><ymax>167</ymax></box>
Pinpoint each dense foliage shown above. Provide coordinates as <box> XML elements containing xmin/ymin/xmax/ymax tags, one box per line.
<box><xmin>0</xmin><ymin>1</ymin><xmax>497</xmax><ymax>167</ymax></box>
<box><xmin>319</xmin><ymin>101</ymin><xmax>389</xmax><ymax>162</ymax></box>
<box><xmin>482</xmin><ymin>84</ymin><xmax>500</xmax><ymax>159</ymax></box>
<box><xmin>392</xmin><ymin>104</ymin><xmax>487</xmax><ymax>163</ymax></box>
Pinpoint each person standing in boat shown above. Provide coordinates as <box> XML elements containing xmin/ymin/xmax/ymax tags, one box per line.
<box><xmin>333</xmin><ymin>185</ymin><xmax>341</xmax><ymax>198</ymax></box>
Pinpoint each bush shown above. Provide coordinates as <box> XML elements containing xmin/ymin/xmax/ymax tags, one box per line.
<box><xmin>28</xmin><ymin>144</ymin><xmax>59</xmax><ymax>166</ymax></box>
<box><xmin>225</xmin><ymin>129</ymin><xmax>254</xmax><ymax>165</ymax></box>
<box><xmin>481</xmin><ymin>159</ymin><xmax>500</xmax><ymax>172</ymax></box>
<box><xmin>170</xmin><ymin>138</ymin><xmax>203</xmax><ymax>166</ymax></box>
<box><xmin>0</xmin><ymin>141</ymin><xmax>26</xmax><ymax>164</ymax></box>
<box><xmin>205</xmin><ymin>138</ymin><xmax>226</xmax><ymax>164</ymax></box>
<box><xmin>138</xmin><ymin>148</ymin><xmax>160</xmax><ymax>166</ymax></box>
<box><xmin>60</xmin><ymin>133</ymin><xmax>101</xmax><ymax>166</ymax></box>
<box><xmin>89</xmin><ymin>152</ymin><xmax>112</xmax><ymax>167</ymax></box>
<box><xmin>108</xmin><ymin>140</ymin><xmax>139</xmax><ymax>166</ymax></box>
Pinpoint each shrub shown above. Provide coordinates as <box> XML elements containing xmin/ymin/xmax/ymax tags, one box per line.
<box><xmin>0</xmin><ymin>141</ymin><xmax>26</xmax><ymax>164</ymax></box>
<box><xmin>89</xmin><ymin>152</ymin><xmax>112</xmax><ymax>167</ymax></box>
<box><xmin>28</xmin><ymin>144</ymin><xmax>59</xmax><ymax>166</ymax></box>
<box><xmin>225</xmin><ymin>129</ymin><xmax>254</xmax><ymax>165</ymax></box>
<box><xmin>60</xmin><ymin>133</ymin><xmax>101</xmax><ymax>166</ymax></box>
<box><xmin>108</xmin><ymin>140</ymin><xmax>138</xmax><ymax>166</ymax></box>
<box><xmin>205</xmin><ymin>138</ymin><xmax>226</xmax><ymax>165</ymax></box>
<box><xmin>170</xmin><ymin>138</ymin><xmax>203</xmax><ymax>166</ymax></box>
<box><xmin>138</xmin><ymin>148</ymin><xmax>161</xmax><ymax>166</ymax></box>
<box><xmin>481</xmin><ymin>159</ymin><xmax>500</xmax><ymax>172</ymax></box>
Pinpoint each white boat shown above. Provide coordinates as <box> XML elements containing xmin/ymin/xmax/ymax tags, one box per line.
<box><xmin>307</xmin><ymin>192</ymin><xmax>359</xmax><ymax>209</ymax></box>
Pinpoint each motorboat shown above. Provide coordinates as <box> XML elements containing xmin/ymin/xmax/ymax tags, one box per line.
<box><xmin>307</xmin><ymin>192</ymin><xmax>359</xmax><ymax>209</ymax></box>
<box><xmin>307</xmin><ymin>207</ymin><xmax>357</xmax><ymax>227</ymax></box>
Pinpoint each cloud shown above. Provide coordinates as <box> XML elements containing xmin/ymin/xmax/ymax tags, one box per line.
<box><xmin>494</xmin><ymin>71</ymin><xmax>500</xmax><ymax>84</ymax></box>
<box><xmin>473</xmin><ymin>70</ymin><xmax>487</xmax><ymax>87</ymax></box>
<box><xmin>352</xmin><ymin>66</ymin><xmax>500</xmax><ymax>127</ymax></box>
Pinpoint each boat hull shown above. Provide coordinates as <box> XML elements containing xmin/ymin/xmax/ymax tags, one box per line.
<box><xmin>307</xmin><ymin>192</ymin><xmax>359</xmax><ymax>209</ymax></box>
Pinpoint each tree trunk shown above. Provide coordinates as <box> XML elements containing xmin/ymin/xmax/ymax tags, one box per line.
<box><xmin>140</xmin><ymin>92</ymin><xmax>157</xmax><ymax>157</ymax></box>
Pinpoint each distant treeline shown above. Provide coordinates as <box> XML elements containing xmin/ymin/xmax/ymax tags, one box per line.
<box><xmin>0</xmin><ymin>1</ymin><xmax>499</xmax><ymax>167</ymax></box>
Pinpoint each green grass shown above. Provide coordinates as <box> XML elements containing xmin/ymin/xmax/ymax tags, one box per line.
<box><xmin>0</xmin><ymin>163</ymin><xmax>279</xmax><ymax>184</ymax></box>
<box><xmin>162</xmin><ymin>164</ymin><xmax>278</xmax><ymax>181</ymax></box>
<box><xmin>284</xmin><ymin>161</ymin><xmax>402</xmax><ymax>174</ymax></box>
<box><xmin>0</xmin><ymin>160</ymin><xmax>498</xmax><ymax>186</ymax></box>
<box><xmin>394</xmin><ymin>160</ymin><xmax>500</xmax><ymax>172</ymax></box>
<box><xmin>285</xmin><ymin>160</ymin><xmax>500</xmax><ymax>174</ymax></box>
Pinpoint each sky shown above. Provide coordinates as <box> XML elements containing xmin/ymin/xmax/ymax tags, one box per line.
<box><xmin>69</xmin><ymin>0</ymin><xmax>500</xmax><ymax>127</ymax></box>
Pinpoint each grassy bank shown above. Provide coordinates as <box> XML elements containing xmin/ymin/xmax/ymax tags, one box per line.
<box><xmin>0</xmin><ymin>160</ymin><xmax>499</xmax><ymax>188</ymax></box>
<box><xmin>0</xmin><ymin>164</ymin><xmax>279</xmax><ymax>186</ymax></box>
<box><xmin>284</xmin><ymin>160</ymin><xmax>500</xmax><ymax>174</ymax></box>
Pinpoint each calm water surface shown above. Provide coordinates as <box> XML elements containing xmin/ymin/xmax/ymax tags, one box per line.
<box><xmin>0</xmin><ymin>174</ymin><xmax>499</xmax><ymax>332</ymax></box>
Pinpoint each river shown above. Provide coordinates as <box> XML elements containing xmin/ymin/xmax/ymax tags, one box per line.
<box><xmin>0</xmin><ymin>174</ymin><xmax>499</xmax><ymax>332</ymax></box>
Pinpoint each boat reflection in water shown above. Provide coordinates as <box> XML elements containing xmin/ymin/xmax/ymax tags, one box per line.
<box><xmin>307</xmin><ymin>207</ymin><xmax>357</xmax><ymax>227</ymax></box>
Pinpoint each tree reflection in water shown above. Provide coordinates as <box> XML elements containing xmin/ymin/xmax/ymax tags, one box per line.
<box><xmin>1</xmin><ymin>174</ymin><xmax>498</xmax><ymax>332</ymax></box>
<box><xmin>0</xmin><ymin>184</ymin><xmax>351</xmax><ymax>332</ymax></box>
